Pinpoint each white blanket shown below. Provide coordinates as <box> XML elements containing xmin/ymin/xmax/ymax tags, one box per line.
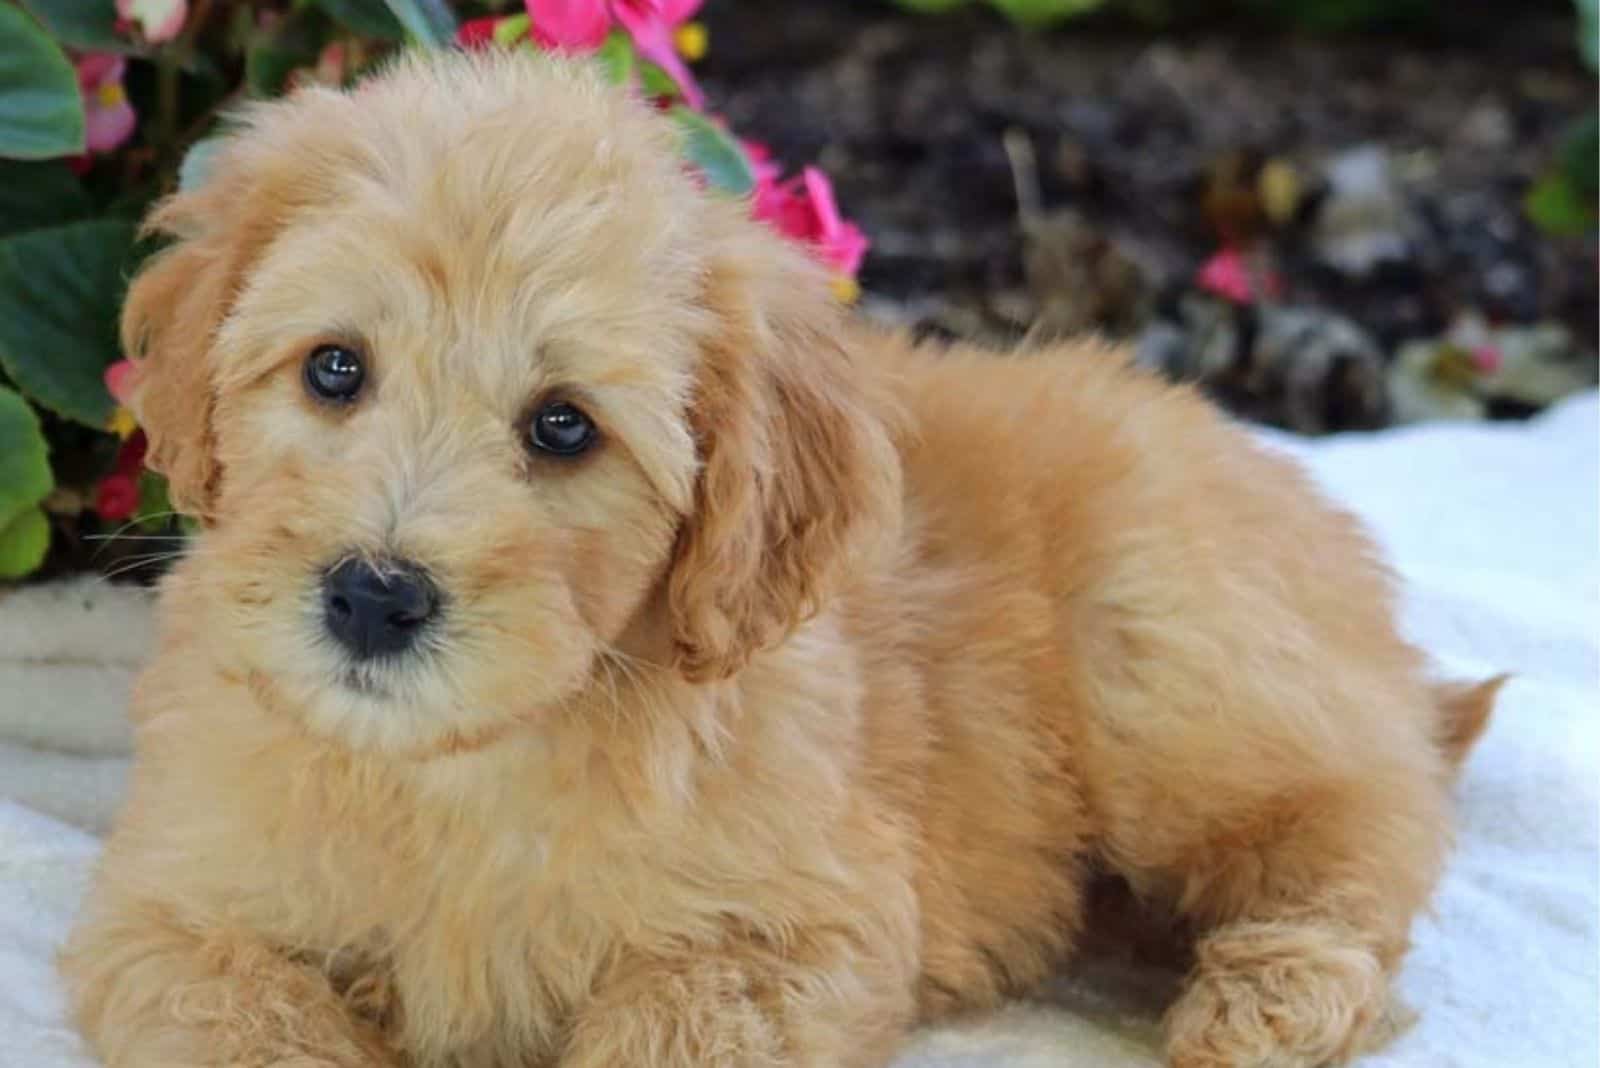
<box><xmin>3</xmin><ymin>395</ymin><xmax>1596</xmax><ymax>1068</ymax></box>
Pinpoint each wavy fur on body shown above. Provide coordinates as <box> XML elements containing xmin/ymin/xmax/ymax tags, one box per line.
<box><xmin>61</xmin><ymin>52</ymin><xmax>1498</xmax><ymax>1068</ymax></box>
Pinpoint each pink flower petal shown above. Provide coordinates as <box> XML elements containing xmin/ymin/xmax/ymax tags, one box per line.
<box><xmin>1197</xmin><ymin>247</ymin><xmax>1254</xmax><ymax>305</ymax></box>
<box><xmin>456</xmin><ymin>16</ymin><xmax>501</xmax><ymax>48</ymax></box>
<box><xmin>660</xmin><ymin>0</ymin><xmax>704</xmax><ymax>23</ymax></box>
<box><xmin>750</xmin><ymin>181</ymin><xmax>790</xmax><ymax>226</ymax></box>
<box><xmin>610</xmin><ymin>1</ymin><xmax>703</xmax><ymax>107</ymax></box>
<box><xmin>115</xmin><ymin>430</ymin><xmax>149</xmax><ymax>475</ymax></box>
<box><xmin>744</xmin><ymin>141</ymin><xmax>785</xmax><ymax>213</ymax></box>
<box><xmin>76</xmin><ymin>55</ymin><xmax>136</xmax><ymax>154</ymax></box>
<box><xmin>104</xmin><ymin>360</ymin><xmax>139</xmax><ymax>406</ymax></box>
<box><xmin>84</xmin><ymin>99</ymin><xmax>136</xmax><ymax>154</ymax></box>
<box><xmin>747</xmin><ymin>160</ymin><xmax>868</xmax><ymax>277</ymax></box>
<box><xmin>95</xmin><ymin>473</ymin><xmax>140</xmax><ymax>521</ymax></box>
<box><xmin>74</xmin><ymin>54</ymin><xmax>124</xmax><ymax>91</ymax></box>
<box><xmin>770</xmin><ymin>177</ymin><xmax>821</xmax><ymax>242</ymax></box>
<box><xmin>525</xmin><ymin>0</ymin><xmax>612</xmax><ymax>52</ymax></box>
<box><xmin>821</xmin><ymin>221</ymin><xmax>869</xmax><ymax>276</ymax></box>
<box><xmin>801</xmin><ymin>168</ymin><xmax>845</xmax><ymax>241</ymax></box>
<box><xmin>799</xmin><ymin>168</ymin><xmax>868</xmax><ymax>275</ymax></box>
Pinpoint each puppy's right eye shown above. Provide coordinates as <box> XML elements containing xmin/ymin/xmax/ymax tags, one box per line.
<box><xmin>304</xmin><ymin>345</ymin><xmax>365</xmax><ymax>404</ymax></box>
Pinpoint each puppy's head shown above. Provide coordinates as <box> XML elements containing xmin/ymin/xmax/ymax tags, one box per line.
<box><xmin>125</xmin><ymin>52</ymin><xmax>900</xmax><ymax>754</ymax></box>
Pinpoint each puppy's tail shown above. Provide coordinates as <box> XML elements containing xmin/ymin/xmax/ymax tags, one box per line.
<box><xmin>1431</xmin><ymin>674</ymin><xmax>1508</xmax><ymax>773</ymax></box>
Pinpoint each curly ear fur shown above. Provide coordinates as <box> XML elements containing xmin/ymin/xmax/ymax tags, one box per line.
<box><xmin>668</xmin><ymin>236</ymin><xmax>904</xmax><ymax>682</ymax></box>
<box><xmin>120</xmin><ymin>221</ymin><xmax>230</xmax><ymax>520</ymax></box>
<box><xmin>122</xmin><ymin>91</ymin><xmax>365</xmax><ymax>521</ymax></box>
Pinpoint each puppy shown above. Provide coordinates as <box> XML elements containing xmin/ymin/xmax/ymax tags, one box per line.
<box><xmin>61</xmin><ymin>51</ymin><xmax>1499</xmax><ymax>1068</ymax></box>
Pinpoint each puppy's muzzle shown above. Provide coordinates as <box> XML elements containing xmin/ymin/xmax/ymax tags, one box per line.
<box><xmin>322</xmin><ymin>557</ymin><xmax>440</xmax><ymax>661</ymax></box>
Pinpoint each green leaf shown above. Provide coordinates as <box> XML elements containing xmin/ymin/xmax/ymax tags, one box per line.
<box><xmin>314</xmin><ymin>0</ymin><xmax>406</xmax><ymax>41</ymax></box>
<box><xmin>596</xmin><ymin>32</ymin><xmax>635</xmax><ymax>86</ymax></box>
<box><xmin>1578</xmin><ymin>0</ymin><xmax>1598</xmax><ymax>70</ymax></box>
<box><xmin>134</xmin><ymin>468</ymin><xmax>178</xmax><ymax>531</ymax></box>
<box><xmin>493</xmin><ymin>13</ymin><xmax>532</xmax><ymax>47</ymax></box>
<box><xmin>638</xmin><ymin>59</ymin><xmax>682</xmax><ymax>100</ymax></box>
<box><xmin>0</xmin><ymin>159</ymin><xmax>90</xmax><ymax>236</ymax></box>
<box><xmin>0</xmin><ymin>384</ymin><xmax>54</xmax><ymax>532</ymax></box>
<box><xmin>246</xmin><ymin>41</ymin><xmax>308</xmax><ymax>97</ymax></box>
<box><xmin>1560</xmin><ymin>113</ymin><xmax>1598</xmax><ymax>200</ymax></box>
<box><xmin>987</xmin><ymin>0</ymin><xmax>1106</xmax><ymax>25</ymax></box>
<box><xmin>382</xmin><ymin>0</ymin><xmax>456</xmax><ymax>47</ymax></box>
<box><xmin>243</xmin><ymin>6</ymin><xmax>324</xmax><ymax>98</ymax></box>
<box><xmin>672</xmin><ymin>107</ymin><xmax>754</xmax><ymax>197</ymax></box>
<box><xmin>19</xmin><ymin>0</ymin><xmax>141</xmax><ymax>54</ymax></box>
<box><xmin>0</xmin><ymin>220</ymin><xmax>139</xmax><ymax>427</ymax></box>
<box><xmin>0</xmin><ymin>506</ymin><xmax>50</xmax><ymax>579</ymax></box>
<box><xmin>0</xmin><ymin>4</ymin><xmax>86</xmax><ymax>160</ymax></box>
<box><xmin>1525</xmin><ymin>171</ymin><xmax>1597</xmax><ymax>237</ymax></box>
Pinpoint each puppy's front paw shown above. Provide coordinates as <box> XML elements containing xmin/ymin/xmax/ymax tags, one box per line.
<box><xmin>1163</xmin><ymin>921</ymin><xmax>1401</xmax><ymax>1068</ymax></box>
<box><xmin>562</xmin><ymin>957</ymin><xmax>786</xmax><ymax>1068</ymax></box>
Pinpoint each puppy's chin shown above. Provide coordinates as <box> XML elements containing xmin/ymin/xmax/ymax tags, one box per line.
<box><xmin>237</xmin><ymin>636</ymin><xmax>585</xmax><ymax>759</ymax></box>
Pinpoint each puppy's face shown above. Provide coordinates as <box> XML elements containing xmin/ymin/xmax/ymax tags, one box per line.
<box><xmin>125</xmin><ymin>54</ymin><xmax>899</xmax><ymax>755</ymax></box>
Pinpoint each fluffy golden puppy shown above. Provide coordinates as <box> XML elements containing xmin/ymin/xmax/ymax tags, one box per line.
<box><xmin>62</xmin><ymin>51</ymin><xmax>1500</xmax><ymax>1068</ymax></box>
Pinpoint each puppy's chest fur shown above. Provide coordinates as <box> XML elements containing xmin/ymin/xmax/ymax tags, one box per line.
<box><xmin>155</xmin><ymin>631</ymin><xmax>898</xmax><ymax>1065</ymax></box>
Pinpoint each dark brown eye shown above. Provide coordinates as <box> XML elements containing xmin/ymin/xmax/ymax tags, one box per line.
<box><xmin>528</xmin><ymin>401</ymin><xmax>596</xmax><ymax>457</ymax></box>
<box><xmin>304</xmin><ymin>344</ymin><xmax>365</xmax><ymax>404</ymax></box>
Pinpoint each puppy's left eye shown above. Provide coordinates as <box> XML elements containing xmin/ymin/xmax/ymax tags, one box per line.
<box><xmin>527</xmin><ymin>402</ymin><xmax>597</xmax><ymax>457</ymax></box>
<box><xmin>304</xmin><ymin>344</ymin><xmax>365</xmax><ymax>404</ymax></box>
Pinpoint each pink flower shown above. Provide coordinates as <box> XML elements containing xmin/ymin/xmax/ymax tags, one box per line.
<box><xmin>75</xmin><ymin>55</ymin><xmax>136</xmax><ymax>156</ymax></box>
<box><xmin>95</xmin><ymin>472</ymin><xmax>139</xmax><ymax>521</ymax></box>
<box><xmin>524</xmin><ymin>0</ymin><xmax>705</xmax><ymax>108</ymax></box>
<box><xmin>608</xmin><ymin>0</ymin><xmax>704</xmax><ymax>109</ymax></box>
<box><xmin>747</xmin><ymin>156</ymin><xmax>793</xmax><ymax>222</ymax></box>
<box><xmin>116</xmin><ymin>0</ymin><xmax>186</xmax><ymax>43</ymax></box>
<box><xmin>798</xmin><ymin>168</ymin><xmax>869</xmax><ymax>277</ymax></box>
<box><xmin>114</xmin><ymin>431</ymin><xmax>148</xmax><ymax>476</ymax></box>
<box><xmin>456</xmin><ymin>16</ymin><xmax>504</xmax><ymax>48</ymax></box>
<box><xmin>94</xmin><ymin>431</ymin><xmax>149</xmax><ymax>520</ymax></box>
<box><xmin>104</xmin><ymin>359</ymin><xmax>139</xmax><ymax>406</ymax></box>
<box><xmin>526</xmin><ymin>0</ymin><xmax>612</xmax><ymax>51</ymax></box>
<box><xmin>751</xmin><ymin>163</ymin><xmax>869</xmax><ymax>277</ymax></box>
<box><xmin>1197</xmin><ymin>247</ymin><xmax>1283</xmax><ymax>305</ymax></box>
<box><xmin>744</xmin><ymin>140</ymin><xmax>784</xmax><ymax>209</ymax></box>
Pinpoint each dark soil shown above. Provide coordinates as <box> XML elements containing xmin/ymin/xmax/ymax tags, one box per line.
<box><xmin>698</xmin><ymin>0</ymin><xmax>1597</xmax><ymax>415</ymax></box>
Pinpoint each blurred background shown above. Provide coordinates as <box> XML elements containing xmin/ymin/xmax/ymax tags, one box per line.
<box><xmin>697</xmin><ymin>0</ymin><xmax>1598</xmax><ymax>434</ymax></box>
<box><xmin>0</xmin><ymin>0</ymin><xmax>1595</xmax><ymax>586</ymax></box>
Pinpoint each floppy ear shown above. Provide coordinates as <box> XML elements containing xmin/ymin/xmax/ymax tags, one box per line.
<box><xmin>119</xmin><ymin>210</ymin><xmax>233</xmax><ymax>520</ymax></box>
<box><xmin>121</xmin><ymin>115</ymin><xmax>328</xmax><ymax>521</ymax></box>
<box><xmin>667</xmin><ymin>237</ymin><xmax>903</xmax><ymax>682</ymax></box>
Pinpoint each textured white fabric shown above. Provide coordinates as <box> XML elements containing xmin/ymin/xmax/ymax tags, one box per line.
<box><xmin>1</xmin><ymin>395</ymin><xmax>1595</xmax><ymax>1068</ymax></box>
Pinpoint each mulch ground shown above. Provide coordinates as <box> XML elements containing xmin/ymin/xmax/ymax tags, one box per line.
<box><xmin>699</xmin><ymin>0</ymin><xmax>1597</xmax><ymax>426</ymax></box>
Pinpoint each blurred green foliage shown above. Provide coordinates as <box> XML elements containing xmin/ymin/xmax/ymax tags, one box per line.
<box><xmin>1525</xmin><ymin>0</ymin><xmax>1598</xmax><ymax>236</ymax></box>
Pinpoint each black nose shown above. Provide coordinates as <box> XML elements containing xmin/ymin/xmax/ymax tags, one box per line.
<box><xmin>322</xmin><ymin>558</ymin><xmax>440</xmax><ymax>660</ymax></box>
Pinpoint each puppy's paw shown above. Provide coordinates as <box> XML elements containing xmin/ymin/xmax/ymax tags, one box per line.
<box><xmin>562</xmin><ymin>957</ymin><xmax>787</xmax><ymax>1068</ymax></box>
<box><xmin>1163</xmin><ymin>920</ymin><xmax>1400</xmax><ymax>1068</ymax></box>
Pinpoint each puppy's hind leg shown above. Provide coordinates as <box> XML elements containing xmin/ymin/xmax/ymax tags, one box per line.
<box><xmin>1080</xmin><ymin>675</ymin><xmax>1456</xmax><ymax>1068</ymax></box>
<box><xmin>1148</xmin><ymin>763</ymin><xmax>1450</xmax><ymax>1068</ymax></box>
